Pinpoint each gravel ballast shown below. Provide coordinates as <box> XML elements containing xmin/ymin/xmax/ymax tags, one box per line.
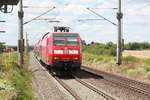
<box><xmin>30</xmin><ymin>53</ymin><xmax>75</xmax><ymax>100</ymax></box>
<box><xmin>76</xmin><ymin>70</ymin><xmax>150</xmax><ymax>100</ymax></box>
<box><xmin>30</xmin><ymin>53</ymin><xmax>148</xmax><ymax>100</ymax></box>
<box><xmin>62</xmin><ymin>78</ymin><xmax>106</xmax><ymax>100</ymax></box>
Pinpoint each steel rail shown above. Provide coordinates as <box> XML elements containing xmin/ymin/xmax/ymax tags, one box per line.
<box><xmin>81</xmin><ymin>66</ymin><xmax>150</xmax><ymax>97</ymax></box>
<box><xmin>35</xmin><ymin>55</ymin><xmax>81</xmax><ymax>100</ymax></box>
<box><xmin>104</xmin><ymin>78</ymin><xmax>150</xmax><ymax>97</ymax></box>
<box><xmin>72</xmin><ymin>75</ymin><xmax>116</xmax><ymax>100</ymax></box>
<box><xmin>54</xmin><ymin>76</ymin><xmax>82</xmax><ymax>100</ymax></box>
<box><xmin>83</xmin><ymin>66</ymin><xmax>150</xmax><ymax>90</ymax></box>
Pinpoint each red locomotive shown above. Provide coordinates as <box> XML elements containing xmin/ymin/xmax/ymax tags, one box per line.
<box><xmin>6</xmin><ymin>48</ymin><xmax>14</xmax><ymax>52</ymax></box>
<box><xmin>34</xmin><ymin>26</ymin><xmax>82</xmax><ymax>71</ymax></box>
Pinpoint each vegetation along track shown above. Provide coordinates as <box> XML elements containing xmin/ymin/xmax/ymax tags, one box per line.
<box><xmin>81</xmin><ymin>66</ymin><xmax>150</xmax><ymax>97</ymax></box>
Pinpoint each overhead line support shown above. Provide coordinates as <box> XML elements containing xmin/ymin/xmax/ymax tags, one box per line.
<box><xmin>116</xmin><ymin>0</ymin><xmax>123</xmax><ymax>65</ymax></box>
<box><xmin>18</xmin><ymin>0</ymin><xmax>24</xmax><ymax>66</ymax></box>
<box><xmin>87</xmin><ymin>8</ymin><xmax>117</xmax><ymax>26</ymax></box>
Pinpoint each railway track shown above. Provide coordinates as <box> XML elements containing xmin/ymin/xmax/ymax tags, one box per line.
<box><xmin>37</xmin><ymin>57</ymin><xmax>117</xmax><ymax>100</ymax></box>
<box><xmin>38</xmin><ymin>56</ymin><xmax>150</xmax><ymax>99</ymax></box>
<box><xmin>72</xmin><ymin>75</ymin><xmax>116</xmax><ymax>100</ymax></box>
<box><xmin>54</xmin><ymin>76</ymin><xmax>82</xmax><ymax>100</ymax></box>
<box><xmin>39</xmin><ymin>62</ymin><xmax>116</xmax><ymax>100</ymax></box>
<box><xmin>81</xmin><ymin>66</ymin><xmax>150</xmax><ymax>97</ymax></box>
<box><xmin>54</xmin><ymin>73</ymin><xmax>116</xmax><ymax>100</ymax></box>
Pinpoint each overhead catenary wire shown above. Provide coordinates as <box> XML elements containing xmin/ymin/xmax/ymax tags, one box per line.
<box><xmin>125</xmin><ymin>0</ymin><xmax>135</xmax><ymax>5</ymax></box>
<box><xmin>35</xmin><ymin>18</ymin><xmax>56</xmax><ymax>20</ymax></box>
<box><xmin>125</xmin><ymin>2</ymin><xmax>150</xmax><ymax>15</ymax></box>
<box><xmin>53</xmin><ymin>0</ymin><xmax>73</xmax><ymax>24</ymax></box>
<box><xmin>65</xmin><ymin>0</ymin><xmax>73</xmax><ymax>6</ymax></box>
<box><xmin>77</xmin><ymin>18</ymin><xmax>104</xmax><ymax>22</ymax></box>
<box><xmin>94</xmin><ymin>7</ymin><xmax>118</xmax><ymax>10</ymax></box>
<box><xmin>125</xmin><ymin>0</ymin><xmax>150</xmax><ymax>6</ymax></box>
<box><xmin>0</xmin><ymin>20</ymin><xmax>6</xmax><ymax>22</ymax></box>
<box><xmin>24</xmin><ymin>6</ymin><xmax>56</xmax><ymax>25</ymax></box>
<box><xmin>23</xmin><ymin>6</ymin><xmax>53</xmax><ymax>8</ymax></box>
<box><xmin>0</xmin><ymin>31</ymin><xmax>6</xmax><ymax>33</ymax></box>
<box><xmin>86</xmin><ymin>8</ymin><xmax>117</xmax><ymax>26</ymax></box>
<box><xmin>134</xmin><ymin>3</ymin><xmax>150</xmax><ymax>10</ymax></box>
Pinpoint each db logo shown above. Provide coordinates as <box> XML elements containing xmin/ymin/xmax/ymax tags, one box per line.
<box><xmin>64</xmin><ymin>50</ymin><xmax>69</xmax><ymax>54</ymax></box>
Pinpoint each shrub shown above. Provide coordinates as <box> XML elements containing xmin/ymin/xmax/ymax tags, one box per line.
<box><xmin>124</xmin><ymin>42</ymin><xmax>150</xmax><ymax>50</ymax></box>
<box><xmin>83</xmin><ymin>42</ymin><xmax>116</xmax><ymax>56</ymax></box>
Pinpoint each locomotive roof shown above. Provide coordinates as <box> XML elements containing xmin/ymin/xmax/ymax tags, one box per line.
<box><xmin>52</xmin><ymin>32</ymin><xmax>79</xmax><ymax>34</ymax></box>
<box><xmin>35</xmin><ymin>32</ymin><xmax>80</xmax><ymax>46</ymax></box>
<box><xmin>40</xmin><ymin>32</ymin><xmax>80</xmax><ymax>41</ymax></box>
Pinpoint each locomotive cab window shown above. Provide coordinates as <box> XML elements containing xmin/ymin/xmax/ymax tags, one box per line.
<box><xmin>54</xmin><ymin>34</ymin><xmax>78</xmax><ymax>46</ymax></box>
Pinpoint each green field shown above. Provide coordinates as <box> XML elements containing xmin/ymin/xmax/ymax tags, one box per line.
<box><xmin>0</xmin><ymin>52</ymin><xmax>34</xmax><ymax>100</ymax></box>
<box><xmin>83</xmin><ymin>42</ymin><xmax>150</xmax><ymax>83</ymax></box>
<box><xmin>83</xmin><ymin>52</ymin><xmax>150</xmax><ymax>82</ymax></box>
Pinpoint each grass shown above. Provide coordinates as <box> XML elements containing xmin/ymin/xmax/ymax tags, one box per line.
<box><xmin>83</xmin><ymin>44</ymin><xmax>116</xmax><ymax>56</ymax></box>
<box><xmin>83</xmin><ymin>52</ymin><xmax>150</xmax><ymax>82</ymax></box>
<box><xmin>0</xmin><ymin>52</ymin><xmax>34</xmax><ymax>100</ymax></box>
<box><xmin>145</xmin><ymin>71</ymin><xmax>150</xmax><ymax>79</ymax></box>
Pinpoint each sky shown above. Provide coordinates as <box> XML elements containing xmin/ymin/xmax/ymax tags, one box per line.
<box><xmin>0</xmin><ymin>0</ymin><xmax>150</xmax><ymax>46</ymax></box>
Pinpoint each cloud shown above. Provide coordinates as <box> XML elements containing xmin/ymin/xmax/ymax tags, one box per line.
<box><xmin>0</xmin><ymin>0</ymin><xmax>150</xmax><ymax>45</ymax></box>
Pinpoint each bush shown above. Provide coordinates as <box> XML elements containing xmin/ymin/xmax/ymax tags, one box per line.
<box><xmin>83</xmin><ymin>52</ymin><xmax>115</xmax><ymax>66</ymax></box>
<box><xmin>84</xmin><ymin>41</ymin><xmax>150</xmax><ymax>55</ymax></box>
<box><xmin>83</xmin><ymin>42</ymin><xmax>116</xmax><ymax>56</ymax></box>
<box><xmin>0</xmin><ymin>44</ymin><xmax>6</xmax><ymax>53</ymax></box>
<box><xmin>124</xmin><ymin>42</ymin><xmax>150</xmax><ymax>50</ymax></box>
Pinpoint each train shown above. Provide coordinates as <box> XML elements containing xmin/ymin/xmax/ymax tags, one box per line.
<box><xmin>34</xmin><ymin>26</ymin><xmax>82</xmax><ymax>71</ymax></box>
<box><xmin>6</xmin><ymin>48</ymin><xmax>14</xmax><ymax>52</ymax></box>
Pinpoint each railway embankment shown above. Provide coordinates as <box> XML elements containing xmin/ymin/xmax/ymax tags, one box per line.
<box><xmin>74</xmin><ymin>69</ymin><xmax>150</xmax><ymax>100</ymax></box>
<box><xmin>0</xmin><ymin>52</ymin><xmax>34</xmax><ymax>100</ymax></box>
<box><xmin>83</xmin><ymin>52</ymin><xmax>150</xmax><ymax>84</ymax></box>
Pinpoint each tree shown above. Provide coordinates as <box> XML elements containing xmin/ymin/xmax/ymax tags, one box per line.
<box><xmin>91</xmin><ymin>41</ymin><xmax>95</xmax><ymax>45</ymax></box>
<box><xmin>82</xmin><ymin>40</ymin><xmax>86</xmax><ymax>45</ymax></box>
<box><xmin>0</xmin><ymin>43</ymin><xmax>6</xmax><ymax>53</ymax></box>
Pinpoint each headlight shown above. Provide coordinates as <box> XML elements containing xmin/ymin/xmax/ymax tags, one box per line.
<box><xmin>54</xmin><ymin>57</ymin><xmax>59</xmax><ymax>60</ymax></box>
<box><xmin>54</xmin><ymin>50</ymin><xmax>63</xmax><ymax>54</ymax></box>
<box><xmin>73</xmin><ymin>57</ymin><xmax>78</xmax><ymax>60</ymax></box>
<box><xmin>69</xmin><ymin>50</ymin><xmax>78</xmax><ymax>54</ymax></box>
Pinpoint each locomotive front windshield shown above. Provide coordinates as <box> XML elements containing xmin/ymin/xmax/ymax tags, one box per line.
<box><xmin>54</xmin><ymin>34</ymin><xmax>79</xmax><ymax>46</ymax></box>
